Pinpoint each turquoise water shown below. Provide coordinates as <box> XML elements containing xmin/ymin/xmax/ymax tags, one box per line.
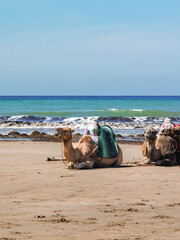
<box><xmin>0</xmin><ymin>96</ymin><xmax>180</xmax><ymax>119</ymax></box>
<box><xmin>0</xmin><ymin>96</ymin><xmax>180</xmax><ymax>140</ymax></box>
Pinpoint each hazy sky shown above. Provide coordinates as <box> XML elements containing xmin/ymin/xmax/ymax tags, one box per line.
<box><xmin>0</xmin><ymin>0</ymin><xmax>180</xmax><ymax>95</ymax></box>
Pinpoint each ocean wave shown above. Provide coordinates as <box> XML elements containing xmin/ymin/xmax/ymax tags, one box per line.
<box><xmin>132</xmin><ymin>109</ymin><xmax>144</xmax><ymax>112</ymax></box>
<box><xmin>1</xmin><ymin>115</ymin><xmax>180</xmax><ymax>124</ymax></box>
<box><xmin>8</xmin><ymin>115</ymin><xmax>28</xmax><ymax>121</ymax></box>
<box><xmin>108</xmin><ymin>108</ymin><xmax>119</xmax><ymax>111</ymax></box>
<box><xmin>100</xmin><ymin>109</ymin><xmax>180</xmax><ymax>117</ymax></box>
<box><xmin>1</xmin><ymin>115</ymin><xmax>180</xmax><ymax>136</ymax></box>
<box><xmin>2</xmin><ymin>108</ymin><xmax>180</xmax><ymax>118</ymax></box>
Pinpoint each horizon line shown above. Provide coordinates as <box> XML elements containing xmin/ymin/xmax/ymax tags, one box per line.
<box><xmin>0</xmin><ymin>95</ymin><xmax>180</xmax><ymax>97</ymax></box>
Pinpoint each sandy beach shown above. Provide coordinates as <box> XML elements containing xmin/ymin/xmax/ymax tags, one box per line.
<box><xmin>0</xmin><ymin>141</ymin><xmax>180</xmax><ymax>240</ymax></box>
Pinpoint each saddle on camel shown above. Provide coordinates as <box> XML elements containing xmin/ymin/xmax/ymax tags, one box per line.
<box><xmin>142</xmin><ymin>118</ymin><xmax>180</xmax><ymax>166</ymax></box>
<box><xmin>53</xmin><ymin>119</ymin><xmax>123</xmax><ymax>169</ymax></box>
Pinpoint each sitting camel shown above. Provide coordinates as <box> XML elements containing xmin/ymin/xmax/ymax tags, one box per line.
<box><xmin>141</xmin><ymin>127</ymin><xmax>177</xmax><ymax>166</ymax></box>
<box><xmin>53</xmin><ymin>127</ymin><xmax>123</xmax><ymax>169</ymax></box>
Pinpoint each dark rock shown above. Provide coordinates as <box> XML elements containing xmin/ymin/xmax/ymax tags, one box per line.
<box><xmin>30</xmin><ymin>131</ymin><xmax>46</xmax><ymax>138</ymax></box>
<box><xmin>74</xmin><ymin>133</ymin><xmax>82</xmax><ymax>137</ymax></box>
<box><xmin>19</xmin><ymin>133</ymin><xmax>28</xmax><ymax>138</ymax></box>
<box><xmin>0</xmin><ymin>134</ymin><xmax>8</xmax><ymax>138</ymax></box>
<box><xmin>128</xmin><ymin>135</ymin><xmax>134</xmax><ymax>138</ymax></box>
<box><xmin>137</xmin><ymin>134</ymin><xmax>144</xmax><ymax>137</ymax></box>
<box><xmin>116</xmin><ymin>134</ymin><xmax>123</xmax><ymax>138</ymax></box>
<box><xmin>30</xmin><ymin>131</ymin><xmax>40</xmax><ymax>136</ymax></box>
<box><xmin>41</xmin><ymin>132</ymin><xmax>47</xmax><ymax>136</ymax></box>
<box><xmin>30</xmin><ymin>133</ymin><xmax>57</xmax><ymax>142</ymax></box>
<box><xmin>44</xmin><ymin>135</ymin><xmax>55</xmax><ymax>140</ymax></box>
<box><xmin>8</xmin><ymin>131</ymin><xmax>20</xmax><ymax>136</ymax></box>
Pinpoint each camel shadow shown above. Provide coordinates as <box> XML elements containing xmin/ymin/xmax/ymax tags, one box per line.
<box><xmin>88</xmin><ymin>164</ymin><xmax>134</xmax><ymax>170</ymax></box>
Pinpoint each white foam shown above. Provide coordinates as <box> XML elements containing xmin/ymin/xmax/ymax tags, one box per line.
<box><xmin>109</xmin><ymin>108</ymin><xmax>118</xmax><ymax>111</ymax></box>
<box><xmin>134</xmin><ymin>117</ymin><xmax>148</xmax><ymax>122</ymax></box>
<box><xmin>8</xmin><ymin>115</ymin><xmax>27</xmax><ymax>121</ymax></box>
<box><xmin>44</xmin><ymin>117</ymin><xmax>52</xmax><ymax>122</ymax></box>
<box><xmin>63</xmin><ymin>117</ymin><xmax>83</xmax><ymax>122</ymax></box>
<box><xmin>132</xmin><ymin>109</ymin><xmax>144</xmax><ymax>112</ymax></box>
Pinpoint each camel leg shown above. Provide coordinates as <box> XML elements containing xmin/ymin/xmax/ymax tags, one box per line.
<box><xmin>113</xmin><ymin>146</ymin><xmax>123</xmax><ymax>167</ymax></box>
<box><xmin>143</xmin><ymin>157</ymin><xmax>151</xmax><ymax>165</ymax></box>
<box><xmin>175</xmin><ymin>151</ymin><xmax>180</xmax><ymax>165</ymax></box>
<box><xmin>47</xmin><ymin>157</ymin><xmax>65</xmax><ymax>161</ymax></box>
<box><xmin>137</xmin><ymin>157</ymin><xmax>151</xmax><ymax>166</ymax></box>
<box><xmin>73</xmin><ymin>157</ymin><xmax>94</xmax><ymax>169</ymax></box>
<box><xmin>154</xmin><ymin>153</ymin><xmax>177</xmax><ymax>166</ymax></box>
<box><xmin>154</xmin><ymin>159</ymin><xmax>176</xmax><ymax>166</ymax></box>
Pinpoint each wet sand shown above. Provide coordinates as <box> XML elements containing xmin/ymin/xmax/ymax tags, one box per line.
<box><xmin>0</xmin><ymin>141</ymin><xmax>180</xmax><ymax>240</ymax></box>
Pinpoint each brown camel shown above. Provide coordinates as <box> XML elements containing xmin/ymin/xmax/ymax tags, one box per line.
<box><xmin>141</xmin><ymin>127</ymin><xmax>177</xmax><ymax>166</ymax></box>
<box><xmin>54</xmin><ymin>127</ymin><xmax>123</xmax><ymax>169</ymax></box>
<box><xmin>171</xmin><ymin>126</ymin><xmax>180</xmax><ymax>148</ymax></box>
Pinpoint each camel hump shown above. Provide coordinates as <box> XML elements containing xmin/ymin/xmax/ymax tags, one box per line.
<box><xmin>97</xmin><ymin>125</ymin><xmax>119</xmax><ymax>159</ymax></box>
<box><xmin>158</xmin><ymin>135</ymin><xmax>176</xmax><ymax>156</ymax></box>
<box><xmin>78</xmin><ymin>135</ymin><xmax>95</xmax><ymax>145</ymax></box>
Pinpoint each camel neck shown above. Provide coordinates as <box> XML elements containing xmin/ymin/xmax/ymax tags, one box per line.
<box><xmin>148</xmin><ymin>138</ymin><xmax>156</xmax><ymax>146</ymax></box>
<box><xmin>62</xmin><ymin>138</ymin><xmax>75</xmax><ymax>162</ymax></box>
<box><xmin>147</xmin><ymin>138</ymin><xmax>157</xmax><ymax>161</ymax></box>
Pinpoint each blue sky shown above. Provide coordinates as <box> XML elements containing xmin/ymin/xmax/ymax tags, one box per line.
<box><xmin>0</xmin><ymin>0</ymin><xmax>180</xmax><ymax>95</ymax></box>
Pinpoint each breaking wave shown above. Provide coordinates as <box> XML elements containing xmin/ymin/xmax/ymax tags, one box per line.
<box><xmin>1</xmin><ymin>108</ymin><xmax>180</xmax><ymax>119</ymax></box>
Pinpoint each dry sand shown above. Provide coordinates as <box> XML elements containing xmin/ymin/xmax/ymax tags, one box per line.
<box><xmin>0</xmin><ymin>141</ymin><xmax>180</xmax><ymax>240</ymax></box>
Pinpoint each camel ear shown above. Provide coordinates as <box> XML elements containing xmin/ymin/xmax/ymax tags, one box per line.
<box><xmin>71</xmin><ymin>128</ymin><xmax>75</xmax><ymax>133</ymax></box>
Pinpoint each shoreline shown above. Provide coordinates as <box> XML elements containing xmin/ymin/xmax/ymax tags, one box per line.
<box><xmin>0</xmin><ymin>131</ymin><xmax>145</xmax><ymax>144</ymax></box>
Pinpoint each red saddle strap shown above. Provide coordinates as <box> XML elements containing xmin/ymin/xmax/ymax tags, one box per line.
<box><xmin>174</xmin><ymin>139</ymin><xmax>178</xmax><ymax>150</ymax></box>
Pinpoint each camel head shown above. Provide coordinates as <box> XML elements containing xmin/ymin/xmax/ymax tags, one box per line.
<box><xmin>171</xmin><ymin>126</ymin><xmax>180</xmax><ymax>136</ymax></box>
<box><xmin>54</xmin><ymin>127</ymin><xmax>75</xmax><ymax>141</ymax></box>
<box><xmin>144</xmin><ymin>127</ymin><xmax>158</xmax><ymax>140</ymax></box>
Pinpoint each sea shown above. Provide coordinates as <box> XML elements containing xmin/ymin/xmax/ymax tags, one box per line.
<box><xmin>0</xmin><ymin>96</ymin><xmax>180</xmax><ymax>142</ymax></box>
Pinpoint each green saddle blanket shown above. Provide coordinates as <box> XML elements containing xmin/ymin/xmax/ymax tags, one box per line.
<box><xmin>97</xmin><ymin>124</ymin><xmax>119</xmax><ymax>159</ymax></box>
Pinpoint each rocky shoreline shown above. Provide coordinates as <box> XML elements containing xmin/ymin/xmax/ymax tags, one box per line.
<box><xmin>0</xmin><ymin>130</ymin><xmax>145</xmax><ymax>144</ymax></box>
<box><xmin>0</xmin><ymin>119</ymin><xmax>162</xmax><ymax>129</ymax></box>
<box><xmin>0</xmin><ymin>119</ymin><xmax>159</xmax><ymax>144</ymax></box>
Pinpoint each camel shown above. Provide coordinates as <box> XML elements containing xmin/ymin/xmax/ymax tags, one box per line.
<box><xmin>171</xmin><ymin>126</ymin><xmax>180</xmax><ymax>147</ymax></box>
<box><xmin>53</xmin><ymin>127</ymin><xmax>123</xmax><ymax>169</ymax></box>
<box><xmin>141</xmin><ymin>127</ymin><xmax>177</xmax><ymax>166</ymax></box>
